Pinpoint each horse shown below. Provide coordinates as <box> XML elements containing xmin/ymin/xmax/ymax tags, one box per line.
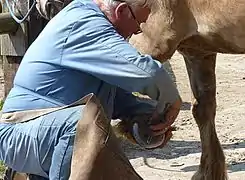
<box><xmin>129</xmin><ymin>0</ymin><xmax>245</xmax><ymax>179</ymax></box>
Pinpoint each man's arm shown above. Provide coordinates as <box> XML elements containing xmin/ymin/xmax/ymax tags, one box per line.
<box><xmin>61</xmin><ymin>10</ymin><xmax>180</xmax><ymax>111</ymax></box>
<box><xmin>60</xmin><ymin>8</ymin><xmax>181</xmax><ymax>133</ymax></box>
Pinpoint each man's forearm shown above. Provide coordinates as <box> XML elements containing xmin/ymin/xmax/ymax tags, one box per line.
<box><xmin>150</xmin><ymin>65</ymin><xmax>180</xmax><ymax>113</ymax></box>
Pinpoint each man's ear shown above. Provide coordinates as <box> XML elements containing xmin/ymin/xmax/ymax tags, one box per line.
<box><xmin>114</xmin><ymin>2</ymin><xmax>129</xmax><ymax>19</ymax></box>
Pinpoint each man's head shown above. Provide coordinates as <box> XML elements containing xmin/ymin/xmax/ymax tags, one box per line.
<box><xmin>94</xmin><ymin>0</ymin><xmax>151</xmax><ymax>38</ymax></box>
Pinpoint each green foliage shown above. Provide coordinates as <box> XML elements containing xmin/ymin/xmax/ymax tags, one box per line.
<box><xmin>0</xmin><ymin>161</ymin><xmax>6</xmax><ymax>178</ymax></box>
<box><xmin>0</xmin><ymin>100</ymin><xmax>5</xmax><ymax>177</ymax></box>
<box><xmin>0</xmin><ymin>100</ymin><xmax>3</xmax><ymax>110</ymax></box>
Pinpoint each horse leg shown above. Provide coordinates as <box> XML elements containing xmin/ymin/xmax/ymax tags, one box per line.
<box><xmin>179</xmin><ymin>49</ymin><xmax>227</xmax><ymax>180</ymax></box>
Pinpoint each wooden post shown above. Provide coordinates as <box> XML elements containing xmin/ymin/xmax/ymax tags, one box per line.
<box><xmin>2</xmin><ymin>56</ymin><xmax>21</xmax><ymax>98</ymax></box>
<box><xmin>0</xmin><ymin>12</ymin><xmax>20</xmax><ymax>34</ymax></box>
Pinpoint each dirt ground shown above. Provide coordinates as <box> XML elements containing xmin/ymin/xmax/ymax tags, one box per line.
<box><xmin>120</xmin><ymin>52</ymin><xmax>245</xmax><ymax>180</ymax></box>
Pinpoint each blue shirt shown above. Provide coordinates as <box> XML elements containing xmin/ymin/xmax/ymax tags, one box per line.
<box><xmin>2</xmin><ymin>0</ymin><xmax>179</xmax><ymax>119</ymax></box>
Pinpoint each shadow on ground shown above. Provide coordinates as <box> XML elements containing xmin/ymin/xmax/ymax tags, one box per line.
<box><xmin>121</xmin><ymin>139</ymin><xmax>245</xmax><ymax>173</ymax></box>
<box><xmin>181</xmin><ymin>161</ymin><xmax>245</xmax><ymax>173</ymax></box>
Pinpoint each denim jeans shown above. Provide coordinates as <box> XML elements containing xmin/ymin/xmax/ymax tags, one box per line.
<box><xmin>0</xmin><ymin>105</ymin><xmax>84</xmax><ymax>180</ymax></box>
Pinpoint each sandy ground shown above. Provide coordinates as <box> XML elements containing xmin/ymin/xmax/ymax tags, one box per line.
<box><xmin>119</xmin><ymin>52</ymin><xmax>245</xmax><ymax>180</ymax></box>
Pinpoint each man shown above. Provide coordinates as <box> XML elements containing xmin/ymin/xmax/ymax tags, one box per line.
<box><xmin>0</xmin><ymin>0</ymin><xmax>181</xmax><ymax>179</ymax></box>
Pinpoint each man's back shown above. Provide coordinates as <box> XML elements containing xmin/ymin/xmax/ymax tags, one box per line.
<box><xmin>2</xmin><ymin>0</ymin><xmax>118</xmax><ymax>114</ymax></box>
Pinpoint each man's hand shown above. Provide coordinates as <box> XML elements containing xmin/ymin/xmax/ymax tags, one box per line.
<box><xmin>116</xmin><ymin>97</ymin><xmax>181</xmax><ymax>149</ymax></box>
<box><xmin>150</xmin><ymin>98</ymin><xmax>182</xmax><ymax>136</ymax></box>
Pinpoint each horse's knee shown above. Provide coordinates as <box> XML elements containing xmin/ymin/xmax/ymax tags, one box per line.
<box><xmin>192</xmin><ymin>98</ymin><xmax>216</xmax><ymax>127</ymax></box>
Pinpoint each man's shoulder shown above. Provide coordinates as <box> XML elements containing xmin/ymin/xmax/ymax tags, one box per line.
<box><xmin>61</xmin><ymin>0</ymin><xmax>104</xmax><ymax>19</ymax></box>
<box><xmin>45</xmin><ymin>0</ymin><xmax>107</xmax><ymax>35</ymax></box>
